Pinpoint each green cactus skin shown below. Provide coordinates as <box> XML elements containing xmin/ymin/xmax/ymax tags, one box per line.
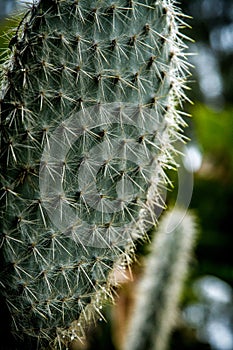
<box><xmin>123</xmin><ymin>209</ymin><xmax>197</xmax><ymax>350</ymax></box>
<box><xmin>0</xmin><ymin>1</ymin><xmax>190</xmax><ymax>348</ymax></box>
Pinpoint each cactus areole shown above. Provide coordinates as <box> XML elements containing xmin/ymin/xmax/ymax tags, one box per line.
<box><xmin>0</xmin><ymin>0</ymin><xmax>190</xmax><ymax>348</ymax></box>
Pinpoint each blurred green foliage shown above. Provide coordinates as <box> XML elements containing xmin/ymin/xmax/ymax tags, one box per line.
<box><xmin>0</xmin><ymin>19</ymin><xmax>10</xmax><ymax>56</ymax></box>
<box><xmin>0</xmin><ymin>17</ymin><xmax>20</xmax><ymax>64</ymax></box>
<box><xmin>194</xmin><ymin>104</ymin><xmax>233</xmax><ymax>156</ymax></box>
<box><xmin>193</xmin><ymin>103</ymin><xmax>233</xmax><ymax>174</ymax></box>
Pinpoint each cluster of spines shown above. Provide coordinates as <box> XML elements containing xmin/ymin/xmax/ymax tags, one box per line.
<box><xmin>0</xmin><ymin>0</ymin><xmax>191</xmax><ymax>348</ymax></box>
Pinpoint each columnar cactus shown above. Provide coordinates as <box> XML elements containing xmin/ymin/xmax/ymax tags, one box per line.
<box><xmin>123</xmin><ymin>209</ymin><xmax>197</xmax><ymax>350</ymax></box>
<box><xmin>0</xmin><ymin>0</ymin><xmax>191</xmax><ymax>349</ymax></box>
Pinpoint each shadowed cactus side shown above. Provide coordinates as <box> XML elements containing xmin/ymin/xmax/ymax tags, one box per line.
<box><xmin>122</xmin><ymin>209</ymin><xmax>197</xmax><ymax>350</ymax></box>
<box><xmin>0</xmin><ymin>0</ymin><xmax>191</xmax><ymax>349</ymax></box>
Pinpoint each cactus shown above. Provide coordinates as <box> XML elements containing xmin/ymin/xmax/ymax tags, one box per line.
<box><xmin>0</xmin><ymin>1</ymin><xmax>191</xmax><ymax>349</ymax></box>
<box><xmin>123</xmin><ymin>209</ymin><xmax>197</xmax><ymax>350</ymax></box>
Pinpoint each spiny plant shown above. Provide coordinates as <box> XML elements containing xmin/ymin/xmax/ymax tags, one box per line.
<box><xmin>0</xmin><ymin>0</ymin><xmax>191</xmax><ymax>349</ymax></box>
<box><xmin>123</xmin><ymin>208</ymin><xmax>197</xmax><ymax>350</ymax></box>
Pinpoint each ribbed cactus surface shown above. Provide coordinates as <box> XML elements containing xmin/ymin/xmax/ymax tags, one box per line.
<box><xmin>0</xmin><ymin>0</ymin><xmax>190</xmax><ymax>348</ymax></box>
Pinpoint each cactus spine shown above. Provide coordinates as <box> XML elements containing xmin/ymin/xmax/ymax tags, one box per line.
<box><xmin>0</xmin><ymin>1</ymin><xmax>191</xmax><ymax>349</ymax></box>
<box><xmin>123</xmin><ymin>209</ymin><xmax>197</xmax><ymax>350</ymax></box>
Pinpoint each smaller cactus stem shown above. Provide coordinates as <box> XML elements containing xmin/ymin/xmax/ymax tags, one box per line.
<box><xmin>123</xmin><ymin>208</ymin><xmax>197</xmax><ymax>350</ymax></box>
